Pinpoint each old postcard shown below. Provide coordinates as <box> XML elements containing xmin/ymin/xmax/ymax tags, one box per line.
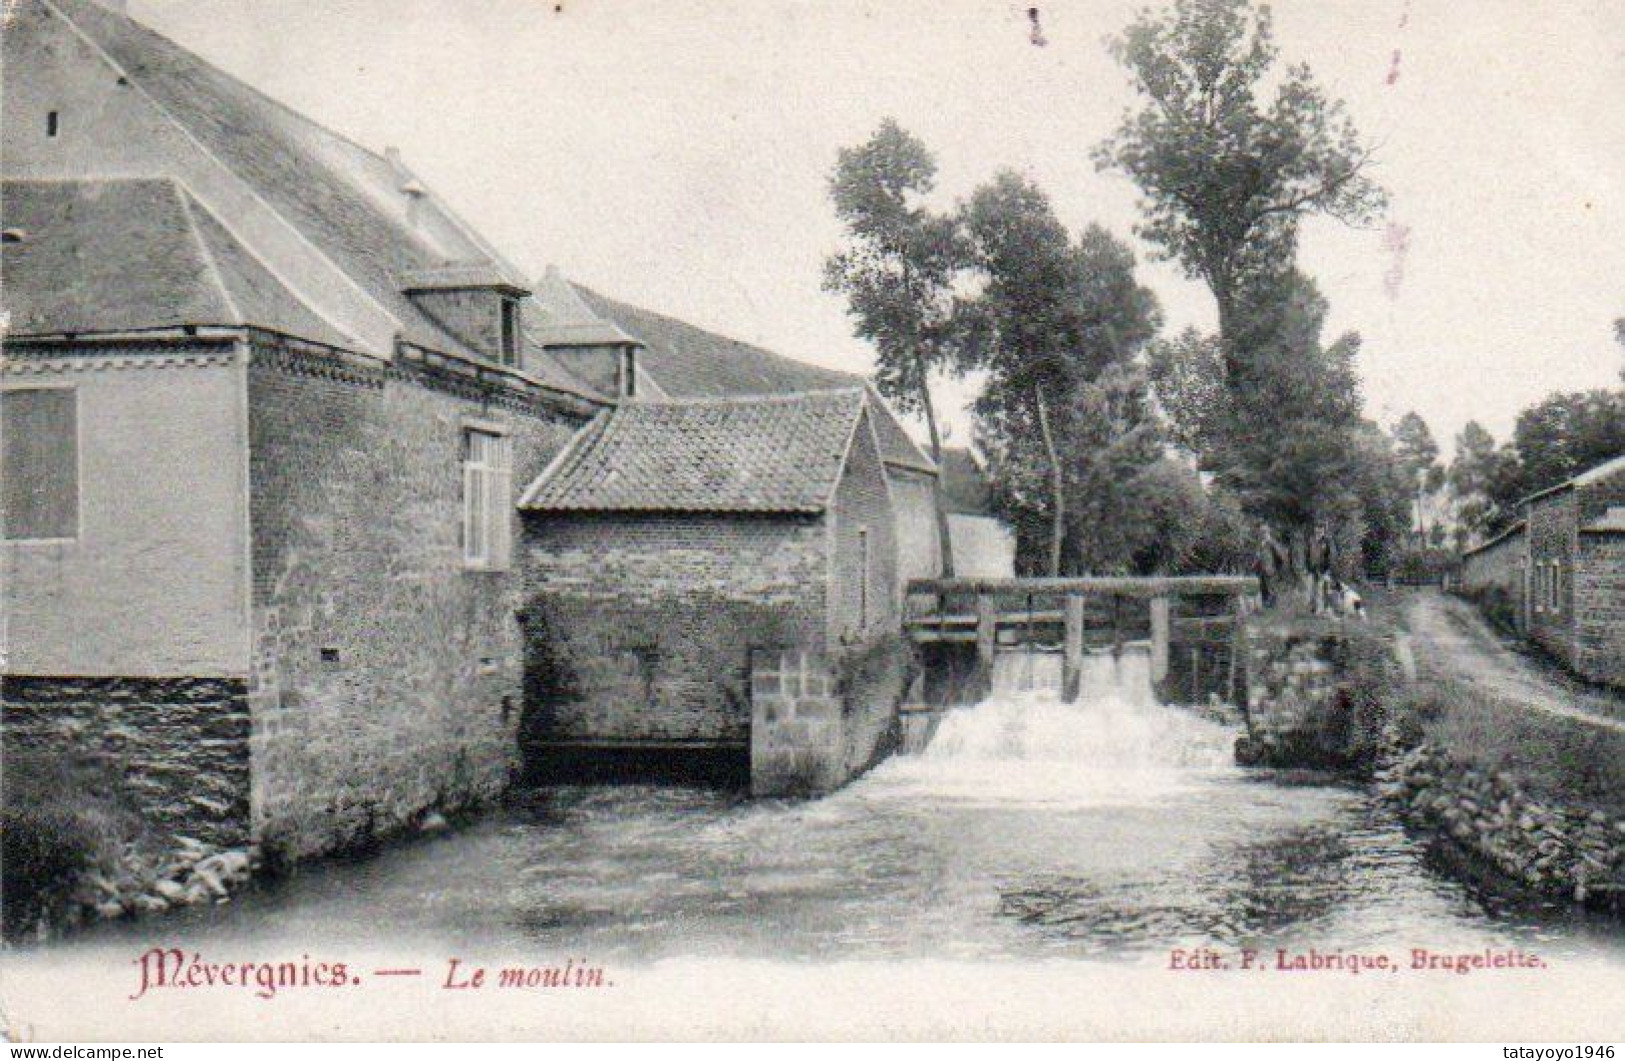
<box><xmin>1</xmin><ymin>0</ymin><xmax>1622</xmax><ymax>1044</ymax></box>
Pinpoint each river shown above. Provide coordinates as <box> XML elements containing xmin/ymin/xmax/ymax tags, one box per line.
<box><xmin>7</xmin><ymin>649</ymin><xmax>1624</xmax><ymax>1039</ymax></box>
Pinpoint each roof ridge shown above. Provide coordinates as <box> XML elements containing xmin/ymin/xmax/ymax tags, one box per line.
<box><xmin>172</xmin><ymin>182</ymin><xmax>244</xmax><ymax>325</ymax></box>
<box><xmin>624</xmin><ymin>386</ymin><xmax>866</xmax><ymax>408</ymax></box>
<box><xmin>39</xmin><ymin>0</ymin><xmax>394</xmax><ymax>350</ymax></box>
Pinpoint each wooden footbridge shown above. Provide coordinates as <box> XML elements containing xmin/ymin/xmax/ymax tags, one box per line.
<box><xmin>904</xmin><ymin>576</ymin><xmax>1261</xmax><ymax>704</ymax></box>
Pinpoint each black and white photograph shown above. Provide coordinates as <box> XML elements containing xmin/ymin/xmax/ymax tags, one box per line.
<box><xmin>1</xmin><ymin>0</ymin><xmax>1622</xmax><ymax>1044</ymax></box>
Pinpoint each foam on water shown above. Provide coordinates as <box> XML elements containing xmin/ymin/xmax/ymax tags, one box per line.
<box><xmin>862</xmin><ymin>645</ymin><xmax>1237</xmax><ymax>808</ymax></box>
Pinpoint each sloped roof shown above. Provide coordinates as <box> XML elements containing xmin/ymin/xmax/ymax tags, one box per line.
<box><xmin>1582</xmin><ymin>507</ymin><xmax>1625</xmax><ymax>535</ymax></box>
<box><xmin>940</xmin><ymin>447</ymin><xmax>995</xmax><ymax>515</ymax></box>
<box><xmin>1521</xmin><ymin>452</ymin><xmax>1625</xmax><ymax>506</ymax></box>
<box><xmin>570</xmin><ymin>284</ymin><xmax>936</xmax><ymax>473</ymax></box>
<box><xmin>520</xmin><ymin>390</ymin><xmax>868</xmax><ymax>514</ymax></box>
<box><xmin>528</xmin><ymin>267</ymin><xmax>638</xmax><ymax>347</ymax></box>
<box><xmin>2</xmin><ymin>177</ymin><xmax>348</xmax><ymax>346</ymax></box>
<box><xmin>37</xmin><ymin>0</ymin><xmax>524</xmax><ymax>359</ymax></box>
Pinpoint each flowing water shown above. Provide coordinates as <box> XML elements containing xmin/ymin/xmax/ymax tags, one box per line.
<box><xmin>12</xmin><ymin>646</ymin><xmax>1625</xmax><ymax>1037</ymax></box>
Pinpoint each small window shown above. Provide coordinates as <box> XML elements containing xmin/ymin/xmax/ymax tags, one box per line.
<box><xmin>462</xmin><ymin>428</ymin><xmax>512</xmax><ymax>569</ymax></box>
<box><xmin>2</xmin><ymin>388</ymin><xmax>78</xmax><ymax>541</ymax></box>
<box><xmin>46</xmin><ymin>111</ymin><xmax>59</xmax><ymax>138</ymax></box>
<box><xmin>621</xmin><ymin>347</ymin><xmax>637</xmax><ymax>398</ymax></box>
<box><xmin>858</xmin><ymin>526</ymin><xmax>870</xmax><ymax>630</ymax></box>
<box><xmin>499</xmin><ymin>298</ymin><xmax>519</xmax><ymax>366</ymax></box>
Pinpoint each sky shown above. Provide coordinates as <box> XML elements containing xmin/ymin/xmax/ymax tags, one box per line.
<box><xmin>128</xmin><ymin>0</ymin><xmax>1625</xmax><ymax>459</ymax></box>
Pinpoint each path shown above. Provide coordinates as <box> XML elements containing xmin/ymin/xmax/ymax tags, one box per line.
<box><xmin>1400</xmin><ymin>589</ymin><xmax>1625</xmax><ymax>732</ymax></box>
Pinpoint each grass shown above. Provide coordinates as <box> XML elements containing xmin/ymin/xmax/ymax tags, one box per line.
<box><xmin>1</xmin><ymin>748</ymin><xmax>155</xmax><ymax>939</ymax></box>
<box><xmin>1367</xmin><ymin>587</ymin><xmax>1625</xmax><ymax>820</ymax></box>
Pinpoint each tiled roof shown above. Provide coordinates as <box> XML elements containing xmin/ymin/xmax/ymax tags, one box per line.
<box><xmin>520</xmin><ymin>390</ymin><xmax>868</xmax><ymax>514</ymax></box>
<box><xmin>2</xmin><ymin>178</ymin><xmax>348</xmax><ymax>346</ymax></box>
<box><xmin>1582</xmin><ymin>507</ymin><xmax>1625</xmax><ymax>535</ymax></box>
<box><xmin>569</xmin><ymin>285</ymin><xmax>937</xmax><ymax>474</ymax></box>
<box><xmin>34</xmin><ymin>0</ymin><xmax>543</xmax><ymax>364</ymax></box>
<box><xmin>1520</xmin><ymin>452</ymin><xmax>1625</xmax><ymax>506</ymax></box>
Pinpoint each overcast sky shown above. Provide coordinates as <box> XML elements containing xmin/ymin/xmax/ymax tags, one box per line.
<box><xmin>130</xmin><ymin>0</ymin><xmax>1625</xmax><ymax>458</ymax></box>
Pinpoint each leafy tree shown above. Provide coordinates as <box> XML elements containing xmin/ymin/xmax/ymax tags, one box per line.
<box><xmin>1097</xmin><ymin>0</ymin><xmax>1386</xmax><ymax>597</ymax></box>
<box><xmin>1391</xmin><ymin>411</ymin><xmax>1444</xmax><ymax>544</ymax></box>
<box><xmin>825</xmin><ymin>118</ymin><xmax>969</xmax><ymax>574</ymax></box>
<box><xmin>960</xmin><ymin>173</ymin><xmax>1160</xmax><ymax>575</ymax></box>
<box><xmin>1095</xmin><ymin>0</ymin><xmax>1385</xmax><ymax>362</ymax></box>
<box><xmin>1447</xmin><ymin>420</ymin><xmax>1505</xmax><ymax>545</ymax></box>
<box><xmin>1147</xmin><ymin>326</ymin><xmax>1225</xmax><ymax>457</ymax></box>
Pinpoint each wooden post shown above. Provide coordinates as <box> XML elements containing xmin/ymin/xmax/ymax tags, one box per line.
<box><xmin>1063</xmin><ymin>593</ymin><xmax>1085</xmax><ymax>703</ymax></box>
<box><xmin>975</xmin><ymin>593</ymin><xmax>997</xmax><ymax>697</ymax></box>
<box><xmin>1230</xmin><ymin>592</ymin><xmax>1249</xmax><ymax>708</ymax></box>
<box><xmin>1111</xmin><ymin>595</ymin><xmax>1124</xmax><ymax>658</ymax></box>
<box><xmin>1149</xmin><ymin>595</ymin><xmax>1171</xmax><ymax>694</ymax></box>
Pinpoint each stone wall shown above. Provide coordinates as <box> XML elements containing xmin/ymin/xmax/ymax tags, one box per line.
<box><xmin>1459</xmin><ymin>525</ymin><xmax>1526</xmax><ymax>635</ymax></box>
<box><xmin>1526</xmin><ymin>490</ymin><xmax>1576</xmax><ymax>666</ymax></box>
<box><xmin>1236</xmin><ymin>619</ymin><xmax>1396</xmax><ymax>770</ymax></box>
<box><xmin>1576</xmin><ymin>533</ymin><xmax>1625</xmax><ymax>687</ymax></box>
<box><xmin>749</xmin><ymin>636</ymin><xmax>912</xmax><ymax>796</ymax></box>
<box><xmin>1</xmin><ymin>676</ymin><xmax>251</xmax><ymax>848</ymax></box>
<box><xmin>518</xmin><ymin>513</ymin><xmax>829</xmax><ymax>753</ymax></box>
<box><xmin>829</xmin><ymin>409</ymin><xmax>900</xmax><ymax>646</ymax></box>
<box><xmin>245</xmin><ymin>334</ymin><xmax>586</xmax><ymax>861</ymax></box>
<box><xmin>1382</xmin><ymin>743</ymin><xmax>1625</xmax><ymax>907</ymax></box>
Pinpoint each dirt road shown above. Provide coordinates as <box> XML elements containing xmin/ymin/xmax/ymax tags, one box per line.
<box><xmin>1399</xmin><ymin>589</ymin><xmax>1625</xmax><ymax>731</ymax></box>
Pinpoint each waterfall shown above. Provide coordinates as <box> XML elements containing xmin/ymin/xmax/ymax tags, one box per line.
<box><xmin>862</xmin><ymin>644</ymin><xmax>1235</xmax><ymax>808</ymax></box>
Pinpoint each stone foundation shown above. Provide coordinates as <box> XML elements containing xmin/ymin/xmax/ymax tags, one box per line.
<box><xmin>750</xmin><ymin>638</ymin><xmax>911</xmax><ymax>796</ymax></box>
<box><xmin>1</xmin><ymin>675</ymin><xmax>252</xmax><ymax>848</ymax></box>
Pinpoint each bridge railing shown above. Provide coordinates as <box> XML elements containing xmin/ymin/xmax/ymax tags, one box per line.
<box><xmin>903</xmin><ymin>575</ymin><xmax>1261</xmax><ymax>704</ymax></box>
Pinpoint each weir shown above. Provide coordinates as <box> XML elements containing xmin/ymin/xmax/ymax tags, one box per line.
<box><xmin>904</xmin><ymin>575</ymin><xmax>1260</xmax><ymax>708</ymax></box>
<box><xmin>883</xmin><ymin>641</ymin><xmax>1236</xmax><ymax>804</ymax></box>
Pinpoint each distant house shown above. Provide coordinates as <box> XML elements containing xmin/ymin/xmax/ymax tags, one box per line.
<box><xmin>1</xmin><ymin>0</ymin><xmax>606</xmax><ymax>859</ymax></box>
<box><xmin>525</xmin><ymin>270</ymin><xmax>945</xmax><ymax>589</ymax></box>
<box><xmin>939</xmin><ymin>447</ymin><xmax>1017</xmax><ymax>579</ymax></box>
<box><xmin>1522</xmin><ymin>453</ymin><xmax>1625</xmax><ymax>688</ymax></box>
<box><xmin>516</xmin><ymin>390</ymin><xmax>901</xmax><ymax>790</ymax></box>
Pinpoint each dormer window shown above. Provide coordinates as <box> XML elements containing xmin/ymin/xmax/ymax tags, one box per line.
<box><xmin>398</xmin><ymin>264</ymin><xmax>531</xmax><ymax>368</ymax></box>
<box><xmin>500</xmin><ymin>296</ymin><xmax>519</xmax><ymax>366</ymax></box>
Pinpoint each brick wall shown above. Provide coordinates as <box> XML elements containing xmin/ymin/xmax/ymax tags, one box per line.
<box><xmin>829</xmin><ymin>409</ymin><xmax>899</xmax><ymax>647</ymax></box>
<box><xmin>518</xmin><ymin>513</ymin><xmax>829</xmax><ymax>750</ymax></box>
<box><xmin>245</xmin><ymin>334</ymin><xmax>585</xmax><ymax>860</ymax></box>
<box><xmin>1576</xmin><ymin>533</ymin><xmax>1625</xmax><ymax>688</ymax></box>
<box><xmin>1</xmin><ymin>676</ymin><xmax>251</xmax><ymax>848</ymax></box>
<box><xmin>1526</xmin><ymin>491</ymin><xmax>1576</xmax><ymax>667</ymax></box>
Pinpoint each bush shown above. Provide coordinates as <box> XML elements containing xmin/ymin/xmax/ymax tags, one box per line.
<box><xmin>2</xmin><ymin>749</ymin><xmax>151</xmax><ymax>939</ymax></box>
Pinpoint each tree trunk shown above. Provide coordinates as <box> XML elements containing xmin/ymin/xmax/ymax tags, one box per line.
<box><xmin>918</xmin><ymin>373</ymin><xmax>956</xmax><ymax>578</ymax></box>
<box><xmin>1034</xmin><ymin>385</ymin><xmax>1064</xmax><ymax>577</ymax></box>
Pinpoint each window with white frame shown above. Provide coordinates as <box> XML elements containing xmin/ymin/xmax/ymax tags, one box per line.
<box><xmin>2</xmin><ymin>387</ymin><xmax>79</xmax><ymax>541</ymax></box>
<box><xmin>462</xmin><ymin>427</ymin><xmax>512</xmax><ymax>570</ymax></box>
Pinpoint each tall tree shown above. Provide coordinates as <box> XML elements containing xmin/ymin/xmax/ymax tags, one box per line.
<box><xmin>1095</xmin><ymin>0</ymin><xmax>1385</xmax><ymax>362</ymax></box>
<box><xmin>1447</xmin><ymin>420</ymin><xmax>1503</xmax><ymax>544</ymax></box>
<box><xmin>960</xmin><ymin>174</ymin><xmax>1160</xmax><ymax>575</ymax></box>
<box><xmin>1097</xmin><ymin>0</ymin><xmax>1385</xmax><ymax>597</ymax></box>
<box><xmin>825</xmin><ymin>119</ymin><xmax>968</xmax><ymax>575</ymax></box>
<box><xmin>1391</xmin><ymin>411</ymin><xmax>1443</xmax><ymax>545</ymax></box>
